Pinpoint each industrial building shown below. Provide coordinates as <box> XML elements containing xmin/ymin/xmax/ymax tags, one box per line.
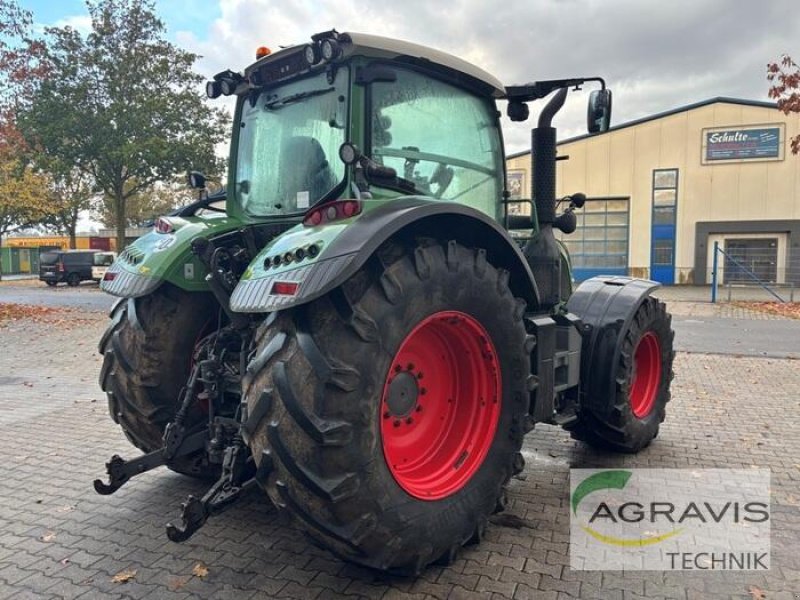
<box><xmin>506</xmin><ymin>97</ymin><xmax>800</xmax><ymax>285</ymax></box>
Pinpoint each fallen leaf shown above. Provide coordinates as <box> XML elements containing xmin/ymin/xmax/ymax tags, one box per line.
<box><xmin>60</xmin><ymin>558</ymin><xmax>70</xmax><ymax>566</ymax></box>
<box><xmin>111</xmin><ymin>568</ymin><xmax>137</xmax><ymax>583</ymax></box>
<box><xmin>747</xmin><ymin>585</ymin><xmax>766</xmax><ymax>600</ymax></box>
<box><xmin>40</xmin><ymin>531</ymin><xmax>56</xmax><ymax>542</ymax></box>
<box><xmin>167</xmin><ymin>576</ymin><xmax>190</xmax><ymax>591</ymax></box>
<box><xmin>192</xmin><ymin>563</ymin><xmax>209</xmax><ymax>578</ymax></box>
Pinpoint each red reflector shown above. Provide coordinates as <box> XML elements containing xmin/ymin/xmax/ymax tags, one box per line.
<box><xmin>342</xmin><ymin>200</ymin><xmax>358</xmax><ymax>217</ymax></box>
<box><xmin>154</xmin><ymin>217</ymin><xmax>174</xmax><ymax>234</ymax></box>
<box><xmin>271</xmin><ymin>281</ymin><xmax>299</xmax><ymax>296</ymax></box>
<box><xmin>304</xmin><ymin>209</ymin><xmax>323</xmax><ymax>227</ymax></box>
<box><xmin>303</xmin><ymin>200</ymin><xmax>362</xmax><ymax>227</ymax></box>
<box><xmin>103</xmin><ymin>272</ymin><xmax>117</xmax><ymax>281</ymax></box>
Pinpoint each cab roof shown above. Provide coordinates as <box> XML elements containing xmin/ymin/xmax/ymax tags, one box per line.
<box><xmin>246</xmin><ymin>30</ymin><xmax>506</xmax><ymax>99</ymax></box>
<box><xmin>341</xmin><ymin>32</ymin><xmax>505</xmax><ymax>98</ymax></box>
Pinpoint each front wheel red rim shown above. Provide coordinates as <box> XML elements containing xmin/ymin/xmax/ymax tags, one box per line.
<box><xmin>380</xmin><ymin>311</ymin><xmax>501</xmax><ymax>500</ymax></box>
<box><xmin>629</xmin><ymin>331</ymin><xmax>662</xmax><ymax>418</ymax></box>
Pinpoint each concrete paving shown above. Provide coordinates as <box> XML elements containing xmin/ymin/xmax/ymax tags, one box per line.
<box><xmin>0</xmin><ymin>302</ymin><xmax>798</xmax><ymax>599</ymax></box>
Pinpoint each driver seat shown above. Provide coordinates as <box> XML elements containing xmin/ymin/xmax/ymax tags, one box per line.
<box><xmin>282</xmin><ymin>136</ymin><xmax>337</xmax><ymax>207</ymax></box>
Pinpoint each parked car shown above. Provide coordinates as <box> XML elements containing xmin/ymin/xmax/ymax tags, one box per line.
<box><xmin>91</xmin><ymin>251</ymin><xmax>117</xmax><ymax>282</ymax></box>
<box><xmin>39</xmin><ymin>250</ymin><xmax>97</xmax><ymax>287</ymax></box>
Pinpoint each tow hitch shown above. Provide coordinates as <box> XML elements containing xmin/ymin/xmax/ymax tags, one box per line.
<box><xmin>166</xmin><ymin>433</ymin><xmax>255</xmax><ymax>542</ymax></box>
<box><xmin>94</xmin><ymin>321</ymin><xmax>257</xmax><ymax>541</ymax></box>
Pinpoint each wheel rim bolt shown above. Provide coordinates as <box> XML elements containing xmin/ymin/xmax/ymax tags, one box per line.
<box><xmin>393</xmin><ymin>420</ymin><xmax>401</xmax><ymax>427</ymax></box>
<box><xmin>406</xmin><ymin>417</ymin><xmax>413</xmax><ymax>424</ymax></box>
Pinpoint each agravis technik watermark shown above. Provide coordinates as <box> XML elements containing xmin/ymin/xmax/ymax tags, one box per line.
<box><xmin>570</xmin><ymin>469</ymin><xmax>770</xmax><ymax>570</ymax></box>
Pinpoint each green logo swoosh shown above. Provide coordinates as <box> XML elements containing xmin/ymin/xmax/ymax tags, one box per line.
<box><xmin>571</xmin><ymin>470</ymin><xmax>632</xmax><ymax>515</ymax></box>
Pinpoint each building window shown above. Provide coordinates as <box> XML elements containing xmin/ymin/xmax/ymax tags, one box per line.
<box><xmin>653</xmin><ymin>239</ymin><xmax>674</xmax><ymax>265</ymax></box>
<box><xmin>652</xmin><ymin>168</ymin><xmax>678</xmax><ymax>225</ymax></box>
<box><xmin>558</xmin><ymin>197</ymin><xmax>630</xmax><ymax>278</ymax></box>
<box><xmin>650</xmin><ymin>168</ymin><xmax>678</xmax><ymax>284</ymax></box>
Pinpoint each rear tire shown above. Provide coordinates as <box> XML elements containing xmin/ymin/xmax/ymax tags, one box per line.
<box><xmin>67</xmin><ymin>273</ymin><xmax>80</xmax><ymax>286</ymax></box>
<box><xmin>243</xmin><ymin>240</ymin><xmax>531</xmax><ymax>573</ymax></box>
<box><xmin>98</xmin><ymin>285</ymin><xmax>217</xmax><ymax>477</ymax></box>
<box><xmin>566</xmin><ymin>297</ymin><xmax>674</xmax><ymax>453</ymax></box>
<box><xmin>45</xmin><ymin>281</ymin><xmax>57</xmax><ymax>287</ymax></box>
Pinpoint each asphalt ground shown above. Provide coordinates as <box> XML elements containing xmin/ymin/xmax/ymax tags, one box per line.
<box><xmin>2</xmin><ymin>282</ymin><xmax>797</xmax><ymax>359</ymax></box>
<box><xmin>0</xmin><ymin>281</ymin><xmax>113</xmax><ymax>312</ymax></box>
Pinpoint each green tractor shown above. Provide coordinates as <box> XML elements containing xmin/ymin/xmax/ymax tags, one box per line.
<box><xmin>94</xmin><ymin>30</ymin><xmax>674</xmax><ymax>574</ymax></box>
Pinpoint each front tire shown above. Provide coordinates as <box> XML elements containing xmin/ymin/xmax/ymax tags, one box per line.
<box><xmin>566</xmin><ymin>297</ymin><xmax>674</xmax><ymax>453</ymax></box>
<box><xmin>98</xmin><ymin>285</ymin><xmax>217</xmax><ymax>477</ymax></box>
<box><xmin>243</xmin><ymin>240</ymin><xmax>531</xmax><ymax>573</ymax></box>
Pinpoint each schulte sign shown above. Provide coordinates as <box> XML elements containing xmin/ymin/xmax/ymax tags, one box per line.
<box><xmin>705</xmin><ymin>127</ymin><xmax>781</xmax><ymax>161</ymax></box>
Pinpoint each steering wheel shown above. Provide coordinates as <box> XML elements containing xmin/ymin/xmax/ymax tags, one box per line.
<box><xmin>430</xmin><ymin>163</ymin><xmax>454</xmax><ymax>198</ymax></box>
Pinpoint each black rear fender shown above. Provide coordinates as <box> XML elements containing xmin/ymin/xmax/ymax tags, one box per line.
<box><xmin>566</xmin><ymin>276</ymin><xmax>661</xmax><ymax>415</ymax></box>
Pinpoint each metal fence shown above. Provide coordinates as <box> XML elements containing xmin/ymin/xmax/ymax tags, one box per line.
<box><xmin>710</xmin><ymin>241</ymin><xmax>799</xmax><ymax>303</ymax></box>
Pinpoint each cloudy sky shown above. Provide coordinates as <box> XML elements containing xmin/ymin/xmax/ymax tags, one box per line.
<box><xmin>24</xmin><ymin>0</ymin><xmax>799</xmax><ymax>156</ymax></box>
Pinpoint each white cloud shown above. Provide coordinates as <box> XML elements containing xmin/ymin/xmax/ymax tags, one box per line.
<box><xmin>52</xmin><ymin>14</ymin><xmax>92</xmax><ymax>35</ymax></box>
<box><xmin>176</xmin><ymin>0</ymin><xmax>799</xmax><ymax>154</ymax></box>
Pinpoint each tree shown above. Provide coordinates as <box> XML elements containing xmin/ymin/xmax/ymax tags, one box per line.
<box><xmin>44</xmin><ymin>170</ymin><xmax>95</xmax><ymax>249</ymax></box>
<box><xmin>0</xmin><ymin>0</ymin><xmax>49</xmax><ymax>111</ymax></box>
<box><xmin>18</xmin><ymin>0</ymin><xmax>228</xmax><ymax>252</ymax></box>
<box><xmin>0</xmin><ymin>1</ymin><xmax>51</xmax><ymax>278</ymax></box>
<box><xmin>95</xmin><ymin>178</ymin><xmax>191</xmax><ymax>228</ymax></box>
<box><xmin>767</xmin><ymin>54</ymin><xmax>800</xmax><ymax>155</ymax></box>
<box><xmin>0</xmin><ymin>137</ymin><xmax>50</xmax><ymax>278</ymax></box>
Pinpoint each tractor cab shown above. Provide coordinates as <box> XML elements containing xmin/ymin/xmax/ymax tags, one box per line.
<box><xmin>209</xmin><ymin>30</ymin><xmax>611</xmax><ymax>235</ymax></box>
<box><xmin>207</xmin><ymin>31</ymin><xmax>510</xmax><ymax>226</ymax></box>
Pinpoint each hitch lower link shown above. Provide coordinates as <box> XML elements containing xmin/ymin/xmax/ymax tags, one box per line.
<box><xmin>94</xmin><ymin>424</ymin><xmax>256</xmax><ymax>542</ymax></box>
<box><xmin>92</xmin><ymin>423</ymin><xmax>206</xmax><ymax>496</ymax></box>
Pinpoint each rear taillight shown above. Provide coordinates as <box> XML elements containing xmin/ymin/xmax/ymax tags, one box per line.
<box><xmin>57</xmin><ymin>263</ymin><xmax>65</xmax><ymax>272</ymax></box>
<box><xmin>303</xmin><ymin>200</ymin><xmax>361</xmax><ymax>227</ymax></box>
<box><xmin>154</xmin><ymin>217</ymin><xmax>174</xmax><ymax>234</ymax></box>
<box><xmin>271</xmin><ymin>281</ymin><xmax>299</xmax><ymax>296</ymax></box>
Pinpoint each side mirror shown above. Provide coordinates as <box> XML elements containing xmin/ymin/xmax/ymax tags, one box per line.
<box><xmin>187</xmin><ymin>171</ymin><xmax>206</xmax><ymax>190</ymax></box>
<box><xmin>587</xmin><ymin>89</ymin><xmax>612</xmax><ymax>134</ymax></box>
<box><xmin>507</xmin><ymin>101</ymin><xmax>530</xmax><ymax>122</ymax></box>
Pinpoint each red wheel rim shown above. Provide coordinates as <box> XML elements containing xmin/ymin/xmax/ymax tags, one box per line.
<box><xmin>380</xmin><ymin>311</ymin><xmax>501</xmax><ymax>500</ymax></box>
<box><xmin>629</xmin><ymin>331</ymin><xmax>662</xmax><ymax>418</ymax></box>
